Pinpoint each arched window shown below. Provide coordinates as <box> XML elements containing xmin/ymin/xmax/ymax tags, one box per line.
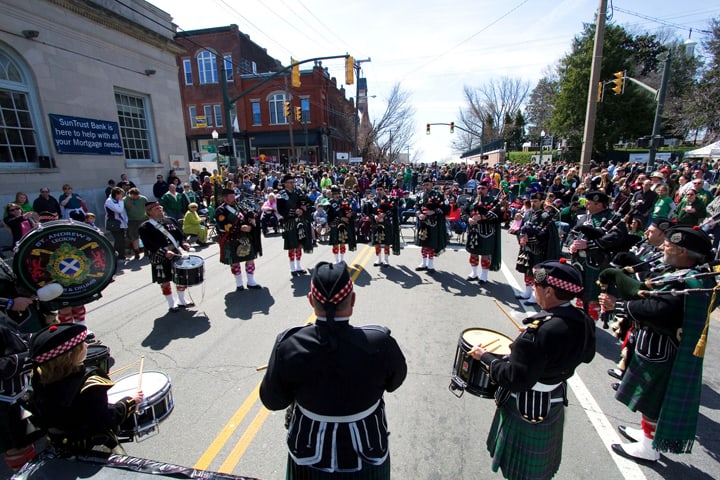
<box><xmin>268</xmin><ymin>92</ymin><xmax>288</xmax><ymax>125</ymax></box>
<box><xmin>197</xmin><ymin>50</ymin><xmax>218</xmax><ymax>85</ymax></box>
<box><xmin>0</xmin><ymin>44</ymin><xmax>47</xmax><ymax>168</ymax></box>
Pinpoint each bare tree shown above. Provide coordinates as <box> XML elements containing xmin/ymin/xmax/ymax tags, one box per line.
<box><xmin>452</xmin><ymin>77</ymin><xmax>530</xmax><ymax>153</ymax></box>
<box><xmin>358</xmin><ymin>83</ymin><xmax>415</xmax><ymax>162</ymax></box>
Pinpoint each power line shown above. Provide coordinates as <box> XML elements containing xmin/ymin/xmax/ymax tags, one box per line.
<box><xmin>613</xmin><ymin>6</ymin><xmax>713</xmax><ymax>34</ymax></box>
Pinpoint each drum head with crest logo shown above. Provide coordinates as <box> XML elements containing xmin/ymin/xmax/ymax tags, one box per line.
<box><xmin>13</xmin><ymin>220</ymin><xmax>117</xmax><ymax>304</ymax></box>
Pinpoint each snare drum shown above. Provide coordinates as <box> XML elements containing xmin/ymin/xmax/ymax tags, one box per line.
<box><xmin>84</xmin><ymin>344</ymin><xmax>111</xmax><ymax>373</ymax></box>
<box><xmin>0</xmin><ymin>372</ymin><xmax>30</xmax><ymax>403</ymax></box>
<box><xmin>450</xmin><ymin>328</ymin><xmax>513</xmax><ymax>398</ymax></box>
<box><xmin>107</xmin><ymin>371</ymin><xmax>173</xmax><ymax>440</ymax></box>
<box><xmin>172</xmin><ymin>255</ymin><xmax>204</xmax><ymax>286</ymax></box>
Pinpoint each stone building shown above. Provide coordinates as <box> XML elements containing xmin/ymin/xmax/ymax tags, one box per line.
<box><xmin>1</xmin><ymin>0</ymin><xmax>186</xmax><ymax>248</ymax></box>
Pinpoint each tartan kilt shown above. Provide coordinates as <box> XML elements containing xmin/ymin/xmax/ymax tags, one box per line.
<box><xmin>287</xmin><ymin>455</ymin><xmax>390</xmax><ymax>480</ymax></box>
<box><xmin>151</xmin><ymin>258</ymin><xmax>173</xmax><ymax>284</ymax></box>
<box><xmin>581</xmin><ymin>262</ymin><xmax>601</xmax><ymax>305</ymax></box>
<box><xmin>615</xmin><ymin>342</ymin><xmax>673</xmax><ymax>419</ymax></box>
<box><xmin>486</xmin><ymin>398</ymin><xmax>565</xmax><ymax>480</ymax></box>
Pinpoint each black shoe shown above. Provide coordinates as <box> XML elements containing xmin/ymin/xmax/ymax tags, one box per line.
<box><xmin>523</xmin><ymin>300</ymin><xmax>538</xmax><ymax>306</ymax></box>
<box><xmin>296</xmin><ymin>269</ymin><xmax>307</xmax><ymax>275</ymax></box>
<box><xmin>426</xmin><ymin>268</ymin><xmax>436</xmax><ymax>274</ymax></box>
<box><xmin>612</xmin><ymin>382</ymin><xmax>620</xmax><ymax>391</ymax></box>
<box><xmin>247</xmin><ymin>284</ymin><xmax>262</xmax><ymax>290</ymax></box>
<box><xmin>467</xmin><ymin>275</ymin><xmax>479</xmax><ymax>281</ymax></box>
<box><xmin>514</xmin><ymin>293</ymin><xmax>530</xmax><ymax>299</ymax></box>
<box><xmin>168</xmin><ymin>307</ymin><xmax>180</xmax><ymax>313</ymax></box>
<box><xmin>415</xmin><ymin>266</ymin><xmax>428</xmax><ymax>271</ymax></box>
<box><xmin>478</xmin><ymin>279</ymin><xmax>488</xmax><ymax>284</ymax></box>
<box><xmin>236</xmin><ymin>286</ymin><xmax>245</xmax><ymax>292</ymax></box>
<box><xmin>291</xmin><ymin>271</ymin><xmax>299</xmax><ymax>277</ymax></box>
<box><xmin>85</xmin><ymin>331</ymin><xmax>96</xmax><ymax>341</ymax></box>
<box><xmin>608</xmin><ymin>368</ymin><xmax>624</xmax><ymax>380</ymax></box>
<box><xmin>178</xmin><ymin>303</ymin><xmax>195</xmax><ymax>309</ymax></box>
<box><xmin>374</xmin><ymin>262</ymin><xmax>382</xmax><ymax>267</ymax></box>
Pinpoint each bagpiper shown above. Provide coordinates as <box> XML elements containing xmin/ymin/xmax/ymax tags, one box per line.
<box><xmin>463</xmin><ymin>181</ymin><xmax>503</xmax><ymax>283</ymax></box>
<box><xmin>326</xmin><ymin>186</ymin><xmax>357</xmax><ymax>264</ymax></box>
<box><xmin>415</xmin><ymin>178</ymin><xmax>448</xmax><ymax>274</ymax></box>
<box><xmin>277</xmin><ymin>175</ymin><xmax>314</xmax><ymax>277</ymax></box>
<box><xmin>368</xmin><ymin>185</ymin><xmax>400</xmax><ymax>267</ymax></box>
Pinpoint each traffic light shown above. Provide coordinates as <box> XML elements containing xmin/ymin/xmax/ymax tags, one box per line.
<box><xmin>295</xmin><ymin>106</ymin><xmax>302</xmax><ymax>122</ymax></box>
<box><xmin>283</xmin><ymin>101</ymin><xmax>290</xmax><ymax>118</ymax></box>
<box><xmin>611</xmin><ymin>71</ymin><xmax>624</xmax><ymax>95</ymax></box>
<box><xmin>449</xmin><ymin>122</ymin><xmax>455</xmax><ymax>133</ymax></box>
<box><xmin>426</xmin><ymin>123</ymin><xmax>431</xmax><ymax>135</ymax></box>
<box><xmin>345</xmin><ymin>55</ymin><xmax>354</xmax><ymax>85</ymax></box>
<box><xmin>596</xmin><ymin>81</ymin><xmax>603</xmax><ymax>103</ymax></box>
<box><xmin>291</xmin><ymin>57</ymin><xmax>301</xmax><ymax>88</ymax></box>
<box><xmin>218</xmin><ymin>144</ymin><xmax>232</xmax><ymax>156</ymax></box>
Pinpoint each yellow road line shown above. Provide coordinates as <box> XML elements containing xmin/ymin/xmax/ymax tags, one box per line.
<box><xmin>193</xmin><ymin>382</ymin><xmax>261</xmax><ymax>470</ymax></box>
<box><xmin>218</xmin><ymin>406</ymin><xmax>272</xmax><ymax>473</ymax></box>
<box><xmin>195</xmin><ymin>244</ymin><xmax>373</xmax><ymax>472</ymax></box>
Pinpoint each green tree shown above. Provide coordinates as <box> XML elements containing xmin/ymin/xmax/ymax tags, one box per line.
<box><xmin>551</xmin><ymin>23</ymin><xmax>656</xmax><ymax>154</ymax></box>
<box><xmin>684</xmin><ymin>18</ymin><xmax>720</xmax><ymax>142</ymax></box>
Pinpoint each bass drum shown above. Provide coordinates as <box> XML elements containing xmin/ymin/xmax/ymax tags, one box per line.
<box><xmin>13</xmin><ymin>220</ymin><xmax>117</xmax><ymax>306</ymax></box>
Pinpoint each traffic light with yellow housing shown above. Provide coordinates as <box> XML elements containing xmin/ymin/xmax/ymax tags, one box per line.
<box><xmin>291</xmin><ymin>57</ymin><xmax>301</xmax><ymax>88</ymax></box>
<box><xmin>611</xmin><ymin>71</ymin><xmax>625</xmax><ymax>95</ymax></box>
<box><xmin>426</xmin><ymin>123</ymin><xmax>431</xmax><ymax>135</ymax></box>
<box><xmin>345</xmin><ymin>56</ymin><xmax>354</xmax><ymax>85</ymax></box>
<box><xmin>283</xmin><ymin>101</ymin><xmax>290</xmax><ymax>118</ymax></box>
<box><xmin>450</xmin><ymin>122</ymin><xmax>455</xmax><ymax>133</ymax></box>
<box><xmin>295</xmin><ymin>106</ymin><xmax>302</xmax><ymax>122</ymax></box>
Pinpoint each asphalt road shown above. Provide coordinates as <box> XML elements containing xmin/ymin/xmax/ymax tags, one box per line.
<box><xmin>7</xmin><ymin>227</ymin><xmax>720</xmax><ymax>479</ymax></box>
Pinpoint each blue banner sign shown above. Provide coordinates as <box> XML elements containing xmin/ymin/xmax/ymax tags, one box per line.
<box><xmin>49</xmin><ymin>114</ymin><xmax>124</xmax><ymax>155</ymax></box>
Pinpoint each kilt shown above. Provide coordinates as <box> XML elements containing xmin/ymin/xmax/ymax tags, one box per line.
<box><xmin>329</xmin><ymin>222</ymin><xmax>356</xmax><ymax>247</ymax></box>
<box><xmin>283</xmin><ymin>218</ymin><xmax>313</xmax><ymax>252</ymax></box>
<box><xmin>151</xmin><ymin>258</ymin><xmax>173</xmax><ymax>284</ymax></box>
<box><xmin>615</xmin><ymin>337</ymin><xmax>673</xmax><ymax>419</ymax></box>
<box><xmin>287</xmin><ymin>455</ymin><xmax>390</xmax><ymax>480</ymax></box>
<box><xmin>220</xmin><ymin>235</ymin><xmax>257</xmax><ymax>264</ymax></box>
<box><xmin>465</xmin><ymin>226</ymin><xmax>497</xmax><ymax>256</ymax></box>
<box><xmin>486</xmin><ymin>397</ymin><xmax>565</xmax><ymax>480</ymax></box>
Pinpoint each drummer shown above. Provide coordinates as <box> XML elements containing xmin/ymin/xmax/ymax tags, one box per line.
<box><xmin>27</xmin><ymin>323</ymin><xmax>143</xmax><ymax>454</ymax></box>
<box><xmin>138</xmin><ymin>202</ymin><xmax>194</xmax><ymax>313</ymax></box>
<box><xmin>469</xmin><ymin>259</ymin><xmax>595</xmax><ymax>480</ymax></box>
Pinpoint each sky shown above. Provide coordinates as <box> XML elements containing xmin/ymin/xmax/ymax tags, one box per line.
<box><xmin>147</xmin><ymin>0</ymin><xmax>717</xmax><ymax>164</ymax></box>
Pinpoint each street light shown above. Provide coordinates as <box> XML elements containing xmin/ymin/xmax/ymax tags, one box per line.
<box><xmin>211</xmin><ymin>129</ymin><xmax>219</xmax><ymax>173</ymax></box>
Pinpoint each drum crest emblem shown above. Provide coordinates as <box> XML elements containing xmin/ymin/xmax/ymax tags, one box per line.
<box><xmin>47</xmin><ymin>243</ymin><xmax>91</xmax><ymax>285</ymax></box>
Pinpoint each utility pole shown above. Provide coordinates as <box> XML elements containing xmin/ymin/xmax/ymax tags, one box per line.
<box><xmin>353</xmin><ymin>58</ymin><xmax>371</xmax><ymax>158</ymax></box>
<box><xmin>579</xmin><ymin>0</ymin><xmax>608</xmax><ymax>175</ymax></box>
<box><xmin>647</xmin><ymin>53</ymin><xmax>671</xmax><ymax>170</ymax></box>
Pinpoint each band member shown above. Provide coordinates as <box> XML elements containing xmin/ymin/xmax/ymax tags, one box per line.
<box><xmin>569</xmin><ymin>191</ymin><xmax>632</xmax><ymax>319</ymax></box>
<box><xmin>277</xmin><ymin>175</ymin><xmax>314</xmax><ymax>277</ymax></box>
<box><xmin>215</xmin><ymin>190</ymin><xmax>262</xmax><ymax>291</ymax></box>
<box><xmin>326</xmin><ymin>186</ymin><xmax>357</xmax><ymax>264</ymax></box>
<box><xmin>469</xmin><ymin>259</ymin><xmax>595</xmax><ymax>480</ymax></box>
<box><xmin>368</xmin><ymin>185</ymin><xmax>400</xmax><ymax>267</ymax></box>
<box><xmin>138</xmin><ymin>202</ymin><xmax>193</xmax><ymax>313</ymax></box>
<box><xmin>604</xmin><ymin>216</ymin><xmax>673</xmax><ymax>387</ymax></box>
<box><xmin>463</xmin><ymin>182</ymin><xmax>502</xmax><ymax>283</ymax></box>
<box><xmin>260</xmin><ymin>261</ymin><xmax>407</xmax><ymax>478</ymax></box>
<box><xmin>515</xmin><ymin>192</ymin><xmax>561</xmax><ymax>305</ymax></box>
<box><xmin>415</xmin><ymin>178</ymin><xmax>448</xmax><ymax>273</ymax></box>
<box><xmin>600</xmin><ymin>226</ymin><xmax>715</xmax><ymax>462</ymax></box>
<box><xmin>27</xmin><ymin>323</ymin><xmax>143</xmax><ymax>453</ymax></box>
<box><xmin>1</xmin><ymin>295</ymin><xmax>36</xmax><ymax>470</ymax></box>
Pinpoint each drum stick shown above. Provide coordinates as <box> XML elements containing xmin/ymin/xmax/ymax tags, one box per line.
<box><xmin>256</xmin><ymin>364</ymin><xmax>268</xmax><ymax>372</ymax></box>
<box><xmin>137</xmin><ymin>355</ymin><xmax>145</xmax><ymax>391</ymax></box>
<box><xmin>493</xmin><ymin>300</ymin><xmax>523</xmax><ymax>332</ymax></box>
<box><xmin>108</xmin><ymin>360</ymin><xmax>140</xmax><ymax>376</ymax></box>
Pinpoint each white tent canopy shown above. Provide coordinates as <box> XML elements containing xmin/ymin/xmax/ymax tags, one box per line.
<box><xmin>684</xmin><ymin>140</ymin><xmax>720</xmax><ymax>159</ymax></box>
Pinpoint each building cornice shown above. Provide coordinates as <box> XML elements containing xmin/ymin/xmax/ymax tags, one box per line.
<box><xmin>48</xmin><ymin>0</ymin><xmax>186</xmax><ymax>55</ymax></box>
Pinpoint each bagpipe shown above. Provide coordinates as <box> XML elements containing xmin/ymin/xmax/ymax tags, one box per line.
<box><xmin>598</xmin><ymin>260</ymin><xmax>720</xmax><ymax>356</ymax></box>
<box><xmin>333</xmin><ymin>200</ymin><xmax>355</xmax><ymax>243</ymax></box>
<box><xmin>569</xmin><ymin>208</ymin><xmax>640</xmax><ymax>269</ymax></box>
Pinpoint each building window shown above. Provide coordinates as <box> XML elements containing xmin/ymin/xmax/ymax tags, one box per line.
<box><xmin>114</xmin><ymin>89</ymin><xmax>156</xmax><ymax>163</ymax></box>
<box><xmin>203</xmin><ymin>105</ymin><xmax>213</xmax><ymax>127</ymax></box>
<box><xmin>224</xmin><ymin>55</ymin><xmax>233</xmax><ymax>82</ymax></box>
<box><xmin>251</xmin><ymin>101</ymin><xmax>261</xmax><ymax>125</ymax></box>
<box><xmin>301</xmin><ymin>97</ymin><xmax>310</xmax><ymax>123</ymax></box>
<box><xmin>0</xmin><ymin>47</ymin><xmax>47</xmax><ymax>168</ymax></box>
<box><xmin>189</xmin><ymin>105</ymin><xmax>197</xmax><ymax>128</ymax></box>
<box><xmin>268</xmin><ymin>92</ymin><xmax>288</xmax><ymax>125</ymax></box>
<box><xmin>214</xmin><ymin>105</ymin><xmax>223</xmax><ymax>128</ymax></box>
<box><xmin>197</xmin><ymin>50</ymin><xmax>217</xmax><ymax>85</ymax></box>
<box><xmin>183</xmin><ymin>59</ymin><xmax>192</xmax><ymax>85</ymax></box>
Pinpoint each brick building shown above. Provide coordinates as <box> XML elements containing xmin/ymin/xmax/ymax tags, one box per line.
<box><xmin>175</xmin><ymin>25</ymin><xmax>355</xmax><ymax>170</ymax></box>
